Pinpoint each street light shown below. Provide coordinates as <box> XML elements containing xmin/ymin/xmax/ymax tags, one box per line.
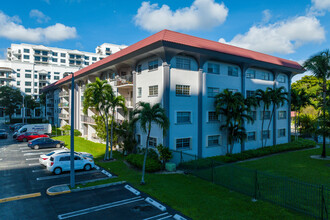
<box><xmin>70</xmin><ymin>72</ymin><xmax>75</xmax><ymax>188</ymax></box>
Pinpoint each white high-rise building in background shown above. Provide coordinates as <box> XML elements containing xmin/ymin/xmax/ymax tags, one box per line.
<box><xmin>0</xmin><ymin>42</ymin><xmax>127</xmax><ymax>121</ymax></box>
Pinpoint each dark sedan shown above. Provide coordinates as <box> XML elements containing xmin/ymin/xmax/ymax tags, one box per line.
<box><xmin>0</xmin><ymin>129</ymin><xmax>8</xmax><ymax>139</ymax></box>
<box><xmin>28</xmin><ymin>137</ymin><xmax>64</xmax><ymax>150</ymax></box>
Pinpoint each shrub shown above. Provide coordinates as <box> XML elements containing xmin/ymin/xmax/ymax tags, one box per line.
<box><xmin>126</xmin><ymin>154</ymin><xmax>162</xmax><ymax>172</ymax></box>
<box><xmin>156</xmin><ymin>144</ymin><xmax>172</xmax><ymax>165</ymax></box>
<box><xmin>138</xmin><ymin>147</ymin><xmax>159</xmax><ymax>160</ymax></box>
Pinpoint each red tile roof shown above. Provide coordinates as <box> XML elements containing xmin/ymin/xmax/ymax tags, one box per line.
<box><xmin>43</xmin><ymin>29</ymin><xmax>303</xmax><ymax>91</ymax></box>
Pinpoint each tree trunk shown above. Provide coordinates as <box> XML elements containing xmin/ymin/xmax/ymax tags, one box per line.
<box><xmin>104</xmin><ymin>114</ymin><xmax>109</xmax><ymax>161</ymax></box>
<box><xmin>141</xmin><ymin>123</ymin><xmax>151</xmax><ymax>185</ymax></box>
<box><xmin>110</xmin><ymin>109</ymin><xmax>115</xmax><ymax>160</ymax></box>
<box><xmin>265</xmin><ymin>105</ymin><xmax>275</xmax><ymax>147</ymax></box>
<box><xmin>294</xmin><ymin>107</ymin><xmax>298</xmax><ymax>141</ymax></box>
<box><xmin>321</xmin><ymin>84</ymin><xmax>326</xmax><ymax>158</ymax></box>
<box><xmin>261</xmin><ymin>106</ymin><xmax>265</xmax><ymax>148</ymax></box>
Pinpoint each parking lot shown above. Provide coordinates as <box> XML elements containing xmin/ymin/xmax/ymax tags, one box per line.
<box><xmin>0</xmin><ymin>125</ymin><xmax>188</xmax><ymax>220</ymax></box>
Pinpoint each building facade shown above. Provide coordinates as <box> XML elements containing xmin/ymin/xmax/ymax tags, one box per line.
<box><xmin>43</xmin><ymin>30</ymin><xmax>304</xmax><ymax>158</ymax></box>
<box><xmin>0</xmin><ymin>42</ymin><xmax>126</xmax><ymax>122</ymax></box>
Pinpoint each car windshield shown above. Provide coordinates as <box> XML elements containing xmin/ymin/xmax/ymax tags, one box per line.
<box><xmin>46</xmin><ymin>152</ymin><xmax>55</xmax><ymax>156</ymax></box>
<box><xmin>0</xmin><ymin>129</ymin><xmax>5</xmax><ymax>132</ymax></box>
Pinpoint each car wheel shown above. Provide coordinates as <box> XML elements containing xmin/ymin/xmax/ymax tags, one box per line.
<box><xmin>56</xmin><ymin>144</ymin><xmax>61</xmax><ymax>148</ymax></box>
<box><xmin>34</xmin><ymin>145</ymin><xmax>39</xmax><ymax>150</ymax></box>
<box><xmin>53</xmin><ymin>167</ymin><xmax>62</xmax><ymax>175</ymax></box>
<box><xmin>23</xmin><ymin>138</ymin><xmax>28</xmax><ymax>142</ymax></box>
<box><xmin>84</xmin><ymin>164</ymin><xmax>91</xmax><ymax>171</ymax></box>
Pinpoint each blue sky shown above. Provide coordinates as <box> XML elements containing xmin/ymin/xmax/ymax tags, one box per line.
<box><xmin>0</xmin><ymin>0</ymin><xmax>329</xmax><ymax>81</ymax></box>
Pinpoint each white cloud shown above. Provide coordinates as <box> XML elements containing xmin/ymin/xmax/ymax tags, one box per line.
<box><xmin>261</xmin><ymin>10</ymin><xmax>271</xmax><ymax>24</ymax></box>
<box><xmin>311</xmin><ymin>0</ymin><xmax>330</xmax><ymax>12</ymax></box>
<box><xmin>0</xmin><ymin>11</ymin><xmax>77</xmax><ymax>43</ymax></box>
<box><xmin>219</xmin><ymin>16</ymin><xmax>325</xmax><ymax>54</ymax></box>
<box><xmin>134</xmin><ymin>0</ymin><xmax>228</xmax><ymax>32</ymax></box>
<box><xmin>29</xmin><ymin>9</ymin><xmax>50</xmax><ymax>23</ymax></box>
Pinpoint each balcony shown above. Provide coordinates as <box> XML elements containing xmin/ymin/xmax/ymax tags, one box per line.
<box><xmin>113</xmin><ymin>75</ymin><xmax>133</xmax><ymax>87</ymax></box>
<box><xmin>59</xmin><ymin>91</ymin><xmax>69</xmax><ymax>97</ymax></box>
<box><xmin>58</xmin><ymin>102</ymin><xmax>69</xmax><ymax>108</ymax></box>
<box><xmin>59</xmin><ymin>113</ymin><xmax>69</xmax><ymax>120</ymax></box>
<box><xmin>81</xmin><ymin>115</ymin><xmax>96</xmax><ymax>125</ymax></box>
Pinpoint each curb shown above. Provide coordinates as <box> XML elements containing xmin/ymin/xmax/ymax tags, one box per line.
<box><xmin>46</xmin><ymin>181</ymin><xmax>126</xmax><ymax>196</ymax></box>
<box><xmin>0</xmin><ymin>192</ymin><xmax>41</xmax><ymax>203</ymax></box>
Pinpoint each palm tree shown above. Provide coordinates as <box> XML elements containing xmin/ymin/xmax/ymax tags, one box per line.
<box><xmin>265</xmin><ymin>86</ymin><xmax>288</xmax><ymax>146</ymax></box>
<box><xmin>255</xmin><ymin>88</ymin><xmax>273</xmax><ymax>147</ymax></box>
<box><xmin>83</xmin><ymin>77</ymin><xmax>114</xmax><ymax>160</ymax></box>
<box><xmin>109</xmin><ymin>95</ymin><xmax>127</xmax><ymax>160</ymax></box>
<box><xmin>221</xmin><ymin>122</ymin><xmax>247</xmax><ymax>154</ymax></box>
<box><xmin>131</xmin><ymin>102</ymin><xmax>169</xmax><ymax>185</ymax></box>
<box><xmin>303</xmin><ymin>49</ymin><xmax>330</xmax><ymax>158</ymax></box>
<box><xmin>291</xmin><ymin>88</ymin><xmax>311</xmax><ymax>140</ymax></box>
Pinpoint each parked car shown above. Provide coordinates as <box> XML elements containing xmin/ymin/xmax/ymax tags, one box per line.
<box><xmin>28</xmin><ymin>137</ymin><xmax>64</xmax><ymax>150</ymax></box>
<box><xmin>0</xmin><ymin>129</ymin><xmax>8</xmax><ymax>139</ymax></box>
<box><xmin>39</xmin><ymin>150</ymin><xmax>93</xmax><ymax>166</ymax></box>
<box><xmin>13</xmin><ymin>124</ymin><xmax>51</xmax><ymax>139</ymax></box>
<box><xmin>46</xmin><ymin>153</ymin><xmax>95</xmax><ymax>175</ymax></box>
<box><xmin>16</xmin><ymin>132</ymin><xmax>49</xmax><ymax>142</ymax></box>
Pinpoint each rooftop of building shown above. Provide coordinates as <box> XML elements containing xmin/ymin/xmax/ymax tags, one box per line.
<box><xmin>43</xmin><ymin>29</ymin><xmax>304</xmax><ymax>91</ymax></box>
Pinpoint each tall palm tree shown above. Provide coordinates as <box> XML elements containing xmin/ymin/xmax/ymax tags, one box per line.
<box><xmin>131</xmin><ymin>102</ymin><xmax>169</xmax><ymax>184</ymax></box>
<box><xmin>265</xmin><ymin>86</ymin><xmax>288</xmax><ymax>146</ymax></box>
<box><xmin>221</xmin><ymin>122</ymin><xmax>247</xmax><ymax>154</ymax></box>
<box><xmin>83</xmin><ymin>77</ymin><xmax>114</xmax><ymax>160</ymax></box>
<box><xmin>256</xmin><ymin>88</ymin><xmax>273</xmax><ymax>147</ymax></box>
<box><xmin>303</xmin><ymin>49</ymin><xmax>330</xmax><ymax>158</ymax></box>
<box><xmin>291</xmin><ymin>88</ymin><xmax>311</xmax><ymax>140</ymax></box>
<box><xmin>109</xmin><ymin>95</ymin><xmax>127</xmax><ymax>160</ymax></box>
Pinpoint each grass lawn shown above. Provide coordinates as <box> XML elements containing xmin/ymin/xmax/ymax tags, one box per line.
<box><xmin>54</xmin><ymin>136</ymin><xmax>310</xmax><ymax>220</ymax></box>
<box><xmin>237</xmin><ymin>146</ymin><xmax>330</xmax><ymax>185</ymax></box>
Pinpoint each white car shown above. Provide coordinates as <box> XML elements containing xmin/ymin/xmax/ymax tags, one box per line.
<box><xmin>39</xmin><ymin>150</ymin><xmax>93</xmax><ymax>166</ymax></box>
<box><xmin>46</xmin><ymin>153</ymin><xmax>95</xmax><ymax>175</ymax></box>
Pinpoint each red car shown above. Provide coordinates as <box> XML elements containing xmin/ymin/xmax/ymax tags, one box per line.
<box><xmin>16</xmin><ymin>132</ymin><xmax>49</xmax><ymax>142</ymax></box>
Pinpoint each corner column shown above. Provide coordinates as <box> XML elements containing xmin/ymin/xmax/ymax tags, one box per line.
<box><xmin>239</xmin><ymin>63</ymin><xmax>249</xmax><ymax>152</ymax></box>
<box><xmin>163</xmin><ymin>62</ymin><xmax>170</xmax><ymax>148</ymax></box>
<box><xmin>288</xmin><ymin>74</ymin><xmax>292</xmax><ymax>142</ymax></box>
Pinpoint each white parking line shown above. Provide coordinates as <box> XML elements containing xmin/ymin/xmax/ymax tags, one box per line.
<box><xmin>157</xmin><ymin>215</ymin><xmax>173</xmax><ymax>220</ymax></box>
<box><xmin>0</xmin><ymin>159</ymin><xmax>2</xmax><ymax>161</ymax></box>
<box><xmin>26</xmin><ymin>158</ymin><xmax>39</xmax><ymax>161</ymax></box>
<box><xmin>24</xmin><ymin>152</ymin><xmax>47</xmax><ymax>156</ymax></box>
<box><xmin>19</xmin><ymin>147</ymin><xmax>29</xmax><ymax>150</ymax></box>
<box><xmin>32</xmin><ymin>169</ymin><xmax>46</xmax><ymax>173</ymax></box>
<box><xmin>58</xmin><ymin>197</ymin><xmax>144</xmax><ymax>219</ymax></box>
<box><xmin>36</xmin><ymin>170</ymin><xmax>99</xmax><ymax>181</ymax></box>
<box><xmin>28</xmin><ymin>163</ymin><xmax>40</xmax><ymax>166</ymax></box>
<box><xmin>143</xmin><ymin>213</ymin><xmax>169</xmax><ymax>220</ymax></box>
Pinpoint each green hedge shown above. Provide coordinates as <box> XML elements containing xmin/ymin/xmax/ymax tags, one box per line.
<box><xmin>181</xmin><ymin>138</ymin><xmax>316</xmax><ymax>169</ymax></box>
<box><xmin>126</xmin><ymin>154</ymin><xmax>162</xmax><ymax>172</ymax></box>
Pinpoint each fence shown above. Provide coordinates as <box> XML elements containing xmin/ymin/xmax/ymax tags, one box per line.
<box><xmin>170</xmin><ymin>150</ymin><xmax>329</xmax><ymax>219</ymax></box>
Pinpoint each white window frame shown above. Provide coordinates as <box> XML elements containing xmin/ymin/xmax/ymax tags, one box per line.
<box><xmin>207</xmin><ymin>63</ymin><xmax>220</xmax><ymax>74</ymax></box>
<box><xmin>247</xmin><ymin>131</ymin><xmax>256</xmax><ymax>141</ymax></box>
<box><xmin>246</xmin><ymin>90</ymin><xmax>256</xmax><ymax>97</ymax></box>
<box><xmin>149</xmin><ymin>85</ymin><xmax>158</xmax><ymax>97</ymax></box>
<box><xmin>175</xmin><ymin>137</ymin><xmax>191</xmax><ymax>150</ymax></box>
<box><xmin>278</xmin><ymin>111</ymin><xmax>287</xmax><ymax>120</ymax></box>
<box><xmin>246</xmin><ymin>69</ymin><xmax>256</xmax><ymax>78</ymax></box>
<box><xmin>148</xmin><ymin>137</ymin><xmax>157</xmax><ymax>148</ymax></box>
<box><xmin>207</xmin><ymin>87</ymin><xmax>219</xmax><ymax>98</ymax></box>
<box><xmin>278</xmin><ymin>128</ymin><xmax>286</xmax><ymax>137</ymax></box>
<box><xmin>176</xmin><ymin>57</ymin><xmax>191</xmax><ymax>70</ymax></box>
<box><xmin>148</xmin><ymin>59</ymin><xmax>158</xmax><ymax>71</ymax></box>
<box><xmin>228</xmin><ymin>66</ymin><xmax>239</xmax><ymax>77</ymax></box>
<box><xmin>208</xmin><ymin>111</ymin><xmax>219</xmax><ymax>122</ymax></box>
<box><xmin>277</xmin><ymin>74</ymin><xmax>286</xmax><ymax>83</ymax></box>
<box><xmin>137</xmin><ymin>87</ymin><xmax>142</xmax><ymax>98</ymax></box>
<box><xmin>176</xmin><ymin>85</ymin><xmax>190</xmax><ymax>96</ymax></box>
<box><xmin>176</xmin><ymin>111</ymin><xmax>192</xmax><ymax>124</ymax></box>
<box><xmin>207</xmin><ymin>135</ymin><xmax>221</xmax><ymax>147</ymax></box>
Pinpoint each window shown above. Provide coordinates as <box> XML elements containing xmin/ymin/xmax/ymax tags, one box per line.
<box><xmin>24</xmin><ymin>55</ymin><xmax>30</xmax><ymax>59</ymax></box>
<box><xmin>61</xmin><ymin>59</ymin><xmax>66</xmax><ymax>63</ymax></box>
<box><xmin>34</xmin><ymin>82</ymin><xmax>37</xmax><ymax>86</ymax></box>
<box><xmin>17</xmin><ymin>73</ymin><xmax>20</xmax><ymax>78</ymax></box>
<box><xmin>24</xmin><ymin>48</ymin><xmax>30</xmax><ymax>53</ymax></box>
<box><xmin>262</xmin><ymin>130</ymin><xmax>270</xmax><ymax>139</ymax></box>
<box><xmin>25</xmin><ymin>74</ymin><xmax>31</xmax><ymax>78</ymax></box>
<box><xmin>76</xmin><ymin>55</ymin><xmax>81</xmax><ymax>59</ymax></box>
<box><xmin>69</xmin><ymin>54</ymin><xmax>75</xmax><ymax>59</ymax></box>
<box><xmin>85</xmin><ymin>56</ymin><xmax>89</xmax><ymax>60</ymax></box>
<box><xmin>17</xmin><ymin>69</ymin><xmax>20</xmax><ymax>72</ymax></box>
<box><xmin>208</xmin><ymin>111</ymin><xmax>218</xmax><ymax>122</ymax></box>
<box><xmin>137</xmin><ymin>64</ymin><xmax>142</xmax><ymax>74</ymax></box>
<box><xmin>278</xmin><ymin>74</ymin><xmax>286</xmax><ymax>83</ymax></box>
<box><xmin>42</xmin><ymin>51</ymin><xmax>48</xmax><ymax>56</ymax></box>
<box><xmin>69</xmin><ymin>60</ymin><xmax>74</xmax><ymax>64</ymax></box>
<box><xmin>246</xmin><ymin>90</ymin><xmax>256</xmax><ymax>97</ymax></box>
<box><xmin>25</xmin><ymin>70</ymin><xmax>31</xmax><ymax>72</ymax></box>
<box><xmin>261</xmin><ymin>111</ymin><xmax>271</xmax><ymax>120</ymax></box>
<box><xmin>148</xmin><ymin>59</ymin><xmax>158</xmax><ymax>71</ymax></box>
<box><xmin>247</xmin><ymin>132</ymin><xmax>256</xmax><ymax>141</ymax></box>
<box><xmin>149</xmin><ymin>85</ymin><xmax>158</xmax><ymax>96</ymax></box>
<box><xmin>246</xmin><ymin>69</ymin><xmax>256</xmax><ymax>78</ymax></box>
<box><xmin>228</xmin><ymin>89</ymin><xmax>238</xmax><ymax>93</ymax></box>
<box><xmin>176</xmin><ymin>57</ymin><xmax>191</xmax><ymax>70</ymax></box>
<box><xmin>61</xmin><ymin>53</ymin><xmax>66</xmax><ymax>57</ymax></box>
<box><xmin>106</xmin><ymin>47</ymin><xmax>110</xmax><ymax>52</ymax></box>
<box><xmin>278</xmin><ymin>128</ymin><xmax>286</xmax><ymax>137</ymax></box>
<box><xmin>25</xmin><ymin>88</ymin><xmax>31</xmax><ymax>93</ymax></box>
<box><xmin>176</xmin><ymin>138</ymin><xmax>191</xmax><ymax>150</ymax></box>
<box><xmin>54</xmin><ymin>72</ymin><xmax>60</xmax><ymax>75</ymax></box>
<box><xmin>35</xmin><ymin>56</ymin><xmax>40</xmax><ymax>61</ymax></box>
<box><xmin>25</xmin><ymin>81</ymin><xmax>31</xmax><ymax>86</ymax></box>
<box><xmin>52</xmin><ymin>52</ymin><xmax>58</xmax><ymax>56</ymax></box>
<box><xmin>259</xmin><ymin>72</ymin><xmax>271</xmax><ymax>80</ymax></box>
<box><xmin>228</xmin><ymin>66</ymin><xmax>239</xmax><ymax>76</ymax></box>
<box><xmin>92</xmin><ymin>57</ymin><xmax>97</xmax><ymax>61</ymax></box>
<box><xmin>278</xmin><ymin>111</ymin><xmax>287</xmax><ymax>119</ymax></box>
<box><xmin>208</xmin><ymin>87</ymin><xmax>219</xmax><ymax>98</ymax></box>
<box><xmin>52</xmin><ymin>58</ymin><xmax>58</xmax><ymax>62</ymax></box>
<box><xmin>54</xmin><ymin>76</ymin><xmax>60</xmax><ymax>80</ymax></box>
<box><xmin>176</xmin><ymin>85</ymin><xmax>190</xmax><ymax>96</ymax></box>
<box><xmin>148</xmin><ymin>137</ymin><xmax>157</xmax><ymax>147</ymax></box>
<box><xmin>17</xmin><ymin>81</ymin><xmax>20</xmax><ymax>86</ymax></box>
<box><xmin>34</xmin><ymin>74</ymin><xmax>38</xmax><ymax>79</ymax></box>
<box><xmin>208</xmin><ymin>135</ymin><xmax>220</xmax><ymax>146</ymax></box>
<box><xmin>207</xmin><ymin>63</ymin><xmax>220</xmax><ymax>74</ymax></box>
<box><xmin>59</xmin><ymin>156</ymin><xmax>70</xmax><ymax>161</ymax></box>
<box><xmin>137</xmin><ymin>87</ymin><xmax>142</xmax><ymax>98</ymax></box>
<box><xmin>248</xmin><ymin>111</ymin><xmax>257</xmax><ymax>121</ymax></box>
<box><xmin>84</xmin><ymin>62</ymin><xmax>89</xmax><ymax>65</ymax></box>
<box><xmin>177</xmin><ymin>112</ymin><xmax>191</xmax><ymax>124</ymax></box>
<box><xmin>34</xmin><ymin>89</ymin><xmax>37</xmax><ymax>93</ymax></box>
<box><xmin>76</xmin><ymin>61</ymin><xmax>81</xmax><ymax>65</ymax></box>
<box><xmin>42</xmin><ymin>57</ymin><xmax>48</xmax><ymax>62</ymax></box>
<box><xmin>136</xmin><ymin>134</ymin><xmax>141</xmax><ymax>145</ymax></box>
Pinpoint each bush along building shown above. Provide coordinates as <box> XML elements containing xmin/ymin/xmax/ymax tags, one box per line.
<box><xmin>42</xmin><ymin>29</ymin><xmax>304</xmax><ymax>159</ymax></box>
